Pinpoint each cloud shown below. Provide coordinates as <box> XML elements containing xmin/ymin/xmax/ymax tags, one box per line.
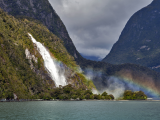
<box><xmin>48</xmin><ymin>0</ymin><xmax>152</xmax><ymax>59</ymax></box>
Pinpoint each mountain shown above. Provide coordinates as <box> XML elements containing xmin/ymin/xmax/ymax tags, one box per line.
<box><xmin>102</xmin><ymin>0</ymin><xmax>160</xmax><ymax>72</ymax></box>
<box><xmin>0</xmin><ymin>8</ymin><xmax>95</xmax><ymax>99</ymax></box>
<box><xmin>81</xmin><ymin>54</ymin><xmax>101</xmax><ymax>61</ymax></box>
<box><xmin>0</xmin><ymin>0</ymin><xmax>84</xmax><ymax>63</ymax></box>
<box><xmin>1</xmin><ymin>0</ymin><xmax>160</xmax><ymax>98</ymax></box>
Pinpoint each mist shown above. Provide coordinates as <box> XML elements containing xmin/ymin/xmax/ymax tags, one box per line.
<box><xmin>84</xmin><ymin>68</ymin><xmax>160</xmax><ymax>99</ymax></box>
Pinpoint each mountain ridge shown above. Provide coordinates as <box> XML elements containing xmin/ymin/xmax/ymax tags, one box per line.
<box><xmin>1</xmin><ymin>0</ymin><xmax>160</xmax><ymax>98</ymax></box>
<box><xmin>0</xmin><ymin>8</ymin><xmax>95</xmax><ymax>99</ymax></box>
<box><xmin>0</xmin><ymin>0</ymin><xmax>84</xmax><ymax>63</ymax></box>
<box><xmin>102</xmin><ymin>0</ymin><xmax>160</xmax><ymax>72</ymax></box>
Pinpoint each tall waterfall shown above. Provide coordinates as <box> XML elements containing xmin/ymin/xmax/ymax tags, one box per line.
<box><xmin>28</xmin><ymin>33</ymin><xmax>66</xmax><ymax>87</ymax></box>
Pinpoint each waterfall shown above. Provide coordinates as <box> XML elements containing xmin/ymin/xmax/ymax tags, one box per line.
<box><xmin>28</xmin><ymin>33</ymin><xmax>66</xmax><ymax>87</ymax></box>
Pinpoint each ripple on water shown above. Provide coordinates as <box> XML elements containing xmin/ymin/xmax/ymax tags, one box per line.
<box><xmin>0</xmin><ymin>101</ymin><xmax>160</xmax><ymax>120</ymax></box>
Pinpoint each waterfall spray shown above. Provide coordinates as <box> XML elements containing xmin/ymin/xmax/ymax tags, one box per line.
<box><xmin>28</xmin><ymin>33</ymin><xmax>66</xmax><ymax>87</ymax></box>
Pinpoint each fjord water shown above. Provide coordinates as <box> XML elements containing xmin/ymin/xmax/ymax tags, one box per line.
<box><xmin>0</xmin><ymin>101</ymin><xmax>160</xmax><ymax>120</ymax></box>
<box><xmin>28</xmin><ymin>33</ymin><xmax>66</xmax><ymax>87</ymax></box>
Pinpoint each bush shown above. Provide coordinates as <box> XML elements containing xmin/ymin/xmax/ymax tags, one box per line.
<box><xmin>94</xmin><ymin>94</ymin><xmax>101</xmax><ymax>100</ymax></box>
<box><xmin>79</xmin><ymin>95</ymin><xmax>85</xmax><ymax>100</ymax></box>
<box><xmin>85</xmin><ymin>93</ymin><xmax>91</xmax><ymax>99</ymax></box>
<box><xmin>109</xmin><ymin>94</ymin><xmax>114</xmax><ymax>100</ymax></box>
<box><xmin>123</xmin><ymin>90</ymin><xmax>147</xmax><ymax>100</ymax></box>
<box><xmin>135</xmin><ymin>91</ymin><xmax>147</xmax><ymax>100</ymax></box>
<box><xmin>101</xmin><ymin>92</ymin><xmax>108</xmax><ymax>96</ymax></box>
<box><xmin>84</xmin><ymin>90</ymin><xmax>93</xmax><ymax>95</ymax></box>
<box><xmin>105</xmin><ymin>95</ymin><xmax>111</xmax><ymax>100</ymax></box>
<box><xmin>6</xmin><ymin>91</ymin><xmax>14</xmax><ymax>100</ymax></box>
<box><xmin>90</xmin><ymin>95</ymin><xmax>94</xmax><ymax>99</ymax></box>
<box><xmin>40</xmin><ymin>93</ymin><xmax>52</xmax><ymax>100</ymax></box>
<box><xmin>94</xmin><ymin>94</ymin><xmax>99</xmax><ymax>99</ymax></box>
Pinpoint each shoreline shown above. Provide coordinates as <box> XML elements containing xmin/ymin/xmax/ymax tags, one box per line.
<box><xmin>1</xmin><ymin>99</ymin><xmax>160</xmax><ymax>102</ymax></box>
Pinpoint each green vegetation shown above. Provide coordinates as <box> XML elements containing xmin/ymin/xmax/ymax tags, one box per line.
<box><xmin>1</xmin><ymin>0</ymin><xmax>160</xmax><ymax>97</ymax></box>
<box><xmin>0</xmin><ymin>0</ymin><xmax>82</xmax><ymax>64</ymax></box>
<box><xmin>39</xmin><ymin>84</ymin><xmax>114</xmax><ymax>100</ymax></box>
<box><xmin>0</xmin><ymin>2</ymin><xmax>155</xmax><ymax>101</ymax></box>
<box><xmin>123</xmin><ymin>90</ymin><xmax>147</xmax><ymax>100</ymax></box>
<box><xmin>0</xmin><ymin>8</ymin><xmax>95</xmax><ymax>99</ymax></box>
<box><xmin>24</xmin><ymin>19</ymin><xmax>78</xmax><ymax>69</ymax></box>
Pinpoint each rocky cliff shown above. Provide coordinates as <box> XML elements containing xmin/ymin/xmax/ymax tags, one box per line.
<box><xmin>0</xmin><ymin>8</ymin><xmax>95</xmax><ymax>99</ymax></box>
<box><xmin>102</xmin><ymin>0</ymin><xmax>160</xmax><ymax>72</ymax></box>
<box><xmin>0</xmin><ymin>0</ymin><xmax>84</xmax><ymax>63</ymax></box>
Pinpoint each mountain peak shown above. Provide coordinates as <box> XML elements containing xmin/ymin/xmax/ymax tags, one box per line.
<box><xmin>150</xmin><ymin>0</ymin><xmax>160</xmax><ymax>6</ymax></box>
<box><xmin>0</xmin><ymin>0</ymin><xmax>84</xmax><ymax>63</ymax></box>
<box><xmin>102</xmin><ymin>0</ymin><xmax>160</xmax><ymax>72</ymax></box>
<box><xmin>153</xmin><ymin>0</ymin><xmax>160</xmax><ymax>3</ymax></box>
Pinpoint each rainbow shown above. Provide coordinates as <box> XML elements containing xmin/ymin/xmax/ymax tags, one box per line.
<box><xmin>116</xmin><ymin>75</ymin><xmax>160</xmax><ymax>97</ymax></box>
<box><xmin>84</xmin><ymin>68</ymin><xmax>160</xmax><ymax>98</ymax></box>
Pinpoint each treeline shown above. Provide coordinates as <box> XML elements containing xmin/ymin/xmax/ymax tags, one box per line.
<box><xmin>123</xmin><ymin>90</ymin><xmax>147</xmax><ymax>100</ymax></box>
<box><xmin>1</xmin><ymin>84</ymin><xmax>148</xmax><ymax>101</ymax></box>
<box><xmin>38</xmin><ymin>84</ymin><xmax>114</xmax><ymax>100</ymax></box>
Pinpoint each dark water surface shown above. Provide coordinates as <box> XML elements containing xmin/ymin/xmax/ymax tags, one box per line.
<box><xmin>0</xmin><ymin>101</ymin><xmax>160</xmax><ymax>120</ymax></box>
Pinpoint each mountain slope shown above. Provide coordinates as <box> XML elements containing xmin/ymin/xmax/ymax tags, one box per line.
<box><xmin>0</xmin><ymin>0</ymin><xmax>84</xmax><ymax>63</ymax></box>
<box><xmin>0</xmin><ymin>8</ymin><xmax>95</xmax><ymax>99</ymax></box>
<box><xmin>102</xmin><ymin>0</ymin><xmax>160</xmax><ymax>71</ymax></box>
<box><xmin>1</xmin><ymin>0</ymin><xmax>160</xmax><ymax>98</ymax></box>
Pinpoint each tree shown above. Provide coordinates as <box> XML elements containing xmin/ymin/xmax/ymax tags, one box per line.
<box><xmin>101</xmin><ymin>92</ymin><xmax>108</xmax><ymax>96</ymax></box>
<box><xmin>6</xmin><ymin>91</ymin><xmax>14</xmax><ymax>100</ymax></box>
<box><xmin>123</xmin><ymin>90</ymin><xmax>147</xmax><ymax>100</ymax></box>
<box><xmin>85</xmin><ymin>93</ymin><xmax>91</xmax><ymax>99</ymax></box>
<box><xmin>84</xmin><ymin>90</ymin><xmax>93</xmax><ymax>95</ymax></box>
<box><xmin>63</xmin><ymin>84</ymin><xmax>73</xmax><ymax>94</ymax></box>
<box><xmin>101</xmin><ymin>96</ymin><xmax>105</xmax><ymax>100</ymax></box>
<box><xmin>90</xmin><ymin>95</ymin><xmax>94</xmax><ymax>99</ymax></box>
<box><xmin>59</xmin><ymin>94</ymin><xmax>70</xmax><ymax>100</ymax></box>
<box><xmin>105</xmin><ymin>95</ymin><xmax>111</xmax><ymax>100</ymax></box>
<box><xmin>79</xmin><ymin>95</ymin><xmax>85</xmax><ymax>100</ymax></box>
<box><xmin>135</xmin><ymin>91</ymin><xmax>147</xmax><ymax>100</ymax></box>
<box><xmin>123</xmin><ymin>90</ymin><xmax>133</xmax><ymax>100</ymax></box>
<box><xmin>94</xmin><ymin>94</ymin><xmax>99</xmax><ymax>99</ymax></box>
<box><xmin>109</xmin><ymin>94</ymin><xmax>114</xmax><ymax>100</ymax></box>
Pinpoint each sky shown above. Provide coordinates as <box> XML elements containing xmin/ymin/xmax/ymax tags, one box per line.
<box><xmin>48</xmin><ymin>0</ymin><xmax>152</xmax><ymax>60</ymax></box>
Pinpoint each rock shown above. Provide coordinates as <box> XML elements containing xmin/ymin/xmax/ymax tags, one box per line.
<box><xmin>102</xmin><ymin>0</ymin><xmax>160</xmax><ymax>72</ymax></box>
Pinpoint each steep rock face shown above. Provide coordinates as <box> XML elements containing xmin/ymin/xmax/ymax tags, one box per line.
<box><xmin>0</xmin><ymin>8</ymin><xmax>95</xmax><ymax>99</ymax></box>
<box><xmin>0</xmin><ymin>0</ymin><xmax>84</xmax><ymax>62</ymax></box>
<box><xmin>102</xmin><ymin>0</ymin><xmax>160</xmax><ymax>71</ymax></box>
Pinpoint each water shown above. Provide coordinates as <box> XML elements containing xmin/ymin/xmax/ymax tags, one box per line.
<box><xmin>0</xmin><ymin>101</ymin><xmax>160</xmax><ymax>120</ymax></box>
<box><xmin>28</xmin><ymin>33</ymin><xmax>66</xmax><ymax>87</ymax></box>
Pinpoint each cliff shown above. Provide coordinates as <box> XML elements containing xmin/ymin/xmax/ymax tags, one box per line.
<box><xmin>0</xmin><ymin>0</ymin><xmax>84</xmax><ymax>63</ymax></box>
<box><xmin>0</xmin><ymin>8</ymin><xmax>95</xmax><ymax>99</ymax></box>
<box><xmin>102</xmin><ymin>0</ymin><xmax>160</xmax><ymax>72</ymax></box>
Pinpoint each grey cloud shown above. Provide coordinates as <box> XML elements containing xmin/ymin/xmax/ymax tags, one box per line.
<box><xmin>49</xmin><ymin>0</ymin><xmax>152</xmax><ymax>59</ymax></box>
